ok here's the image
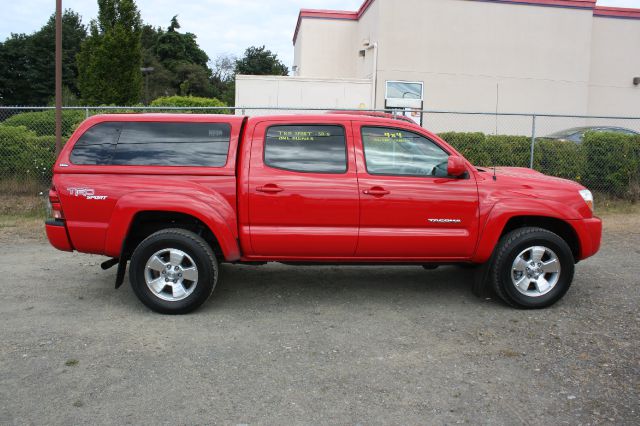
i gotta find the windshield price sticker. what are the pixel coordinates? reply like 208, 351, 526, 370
370, 131, 409, 143
273, 130, 332, 142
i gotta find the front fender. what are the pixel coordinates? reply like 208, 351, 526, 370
472, 198, 582, 263
104, 192, 240, 261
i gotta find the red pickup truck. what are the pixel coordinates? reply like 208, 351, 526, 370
45, 113, 602, 314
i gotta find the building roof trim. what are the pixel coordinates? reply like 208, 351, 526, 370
293, 0, 640, 44
293, 0, 375, 44
594, 5, 640, 19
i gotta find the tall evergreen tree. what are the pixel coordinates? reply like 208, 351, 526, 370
77, 0, 143, 105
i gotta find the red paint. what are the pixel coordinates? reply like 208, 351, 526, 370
45, 221, 73, 252
47, 113, 602, 267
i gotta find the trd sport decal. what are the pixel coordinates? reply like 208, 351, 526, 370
67, 187, 108, 200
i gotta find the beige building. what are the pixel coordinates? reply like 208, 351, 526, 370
236, 0, 640, 127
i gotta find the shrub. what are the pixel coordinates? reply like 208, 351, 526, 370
533, 139, 584, 182
582, 132, 640, 199
3, 110, 85, 137
0, 125, 58, 186
484, 135, 531, 168
438, 133, 530, 168
438, 132, 490, 166
150, 95, 229, 113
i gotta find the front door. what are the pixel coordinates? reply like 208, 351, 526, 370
354, 123, 480, 260
248, 121, 359, 258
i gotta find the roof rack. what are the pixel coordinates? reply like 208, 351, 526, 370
327, 110, 418, 124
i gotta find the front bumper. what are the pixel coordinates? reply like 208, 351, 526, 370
570, 217, 602, 261
45, 219, 73, 252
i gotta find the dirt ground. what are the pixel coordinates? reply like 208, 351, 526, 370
0, 211, 638, 425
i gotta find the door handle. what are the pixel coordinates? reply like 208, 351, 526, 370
256, 184, 284, 194
363, 187, 390, 197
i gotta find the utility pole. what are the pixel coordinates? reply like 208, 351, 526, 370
140, 67, 155, 105
55, 0, 62, 155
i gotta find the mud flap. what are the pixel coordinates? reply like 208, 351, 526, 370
472, 254, 495, 299
115, 258, 127, 289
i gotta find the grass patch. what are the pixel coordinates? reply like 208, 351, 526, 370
596, 195, 640, 216
0, 178, 48, 196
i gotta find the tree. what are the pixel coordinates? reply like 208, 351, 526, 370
235, 46, 289, 76
210, 54, 237, 106
77, 0, 143, 105
0, 10, 86, 105
140, 16, 214, 99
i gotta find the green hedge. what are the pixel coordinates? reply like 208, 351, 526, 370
3, 110, 85, 137
0, 125, 57, 184
582, 132, 640, 198
439, 131, 640, 200
150, 95, 229, 113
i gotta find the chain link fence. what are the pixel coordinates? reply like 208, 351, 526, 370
1, 106, 639, 201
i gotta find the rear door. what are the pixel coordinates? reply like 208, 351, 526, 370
354, 122, 480, 259
247, 119, 359, 258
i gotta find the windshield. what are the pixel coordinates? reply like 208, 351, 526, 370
546, 127, 588, 139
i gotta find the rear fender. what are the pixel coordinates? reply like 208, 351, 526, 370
472, 198, 582, 263
104, 192, 240, 261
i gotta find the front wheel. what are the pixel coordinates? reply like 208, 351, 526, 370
129, 228, 218, 314
490, 227, 574, 309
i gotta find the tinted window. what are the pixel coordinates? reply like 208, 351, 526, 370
111, 122, 230, 167
70, 122, 121, 165
362, 127, 449, 177
265, 125, 347, 173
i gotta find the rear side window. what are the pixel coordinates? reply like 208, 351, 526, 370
70, 122, 120, 165
264, 125, 347, 173
70, 122, 231, 167
112, 122, 230, 167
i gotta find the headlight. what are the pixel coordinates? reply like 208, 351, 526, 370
579, 189, 594, 212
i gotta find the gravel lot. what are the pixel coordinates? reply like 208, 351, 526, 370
1, 215, 638, 425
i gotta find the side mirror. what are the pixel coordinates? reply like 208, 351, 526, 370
447, 156, 467, 178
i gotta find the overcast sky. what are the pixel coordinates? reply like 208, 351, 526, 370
1, 0, 638, 68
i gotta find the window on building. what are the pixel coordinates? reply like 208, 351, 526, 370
361, 126, 449, 177
385, 81, 423, 101
264, 125, 347, 173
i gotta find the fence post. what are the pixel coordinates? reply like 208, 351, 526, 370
85, 107, 89, 119
529, 114, 537, 169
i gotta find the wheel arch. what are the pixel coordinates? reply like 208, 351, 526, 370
474, 211, 581, 264
500, 216, 579, 261
104, 193, 241, 262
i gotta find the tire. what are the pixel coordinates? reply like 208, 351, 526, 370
129, 228, 218, 314
489, 227, 574, 309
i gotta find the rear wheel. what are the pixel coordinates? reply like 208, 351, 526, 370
129, 228, 218, 314
490, 227, 574, 309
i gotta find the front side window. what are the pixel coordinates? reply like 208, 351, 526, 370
361, 127, 449, 177
265, 125, 347, 173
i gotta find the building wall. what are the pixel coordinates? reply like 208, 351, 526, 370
374, 0, 594, 115
294, 19, 357, 78
588, 16, 640, 116
235, 75, 373, 114
238, 0, 640, 122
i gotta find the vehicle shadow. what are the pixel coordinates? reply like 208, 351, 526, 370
200, 263, 498, 311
